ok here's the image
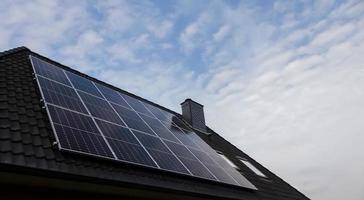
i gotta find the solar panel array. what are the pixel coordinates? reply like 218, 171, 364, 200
30, 55, 256, 189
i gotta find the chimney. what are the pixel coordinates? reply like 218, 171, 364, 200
180, 98, 208, 133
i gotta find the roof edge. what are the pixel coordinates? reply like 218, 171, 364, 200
0, 46, 30, 58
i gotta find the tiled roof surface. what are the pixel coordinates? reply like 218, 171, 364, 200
0, 47, 309, 200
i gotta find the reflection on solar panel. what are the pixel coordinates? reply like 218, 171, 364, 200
30, 55, 256, 189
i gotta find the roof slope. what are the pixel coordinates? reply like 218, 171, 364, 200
0, 47, 309, 200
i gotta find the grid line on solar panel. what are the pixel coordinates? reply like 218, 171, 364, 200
111, 103, 156, 136
178, 157, 216, 180
107, 138, 157, 167
120, 93, 154, 117
139, 114, 181, 143
31, 56, 255, 188
203, 163, 237, 185
209, 153, 253, 186
186, 144, 241, 185
147, 149, 190, 174
66, 71, 103, 98
130, 127, 192, 175
171, 116, 192, 131
163, 140, 197, 160
93, 83, 161, 169
37, 76, 88, 114
133, 130, 172, 153
95, 83, 131, 108
30, 56, 71, 86
125, 109, 194, 176
141, 100, 223, 181
143, 103, 174, 123
167, 126, 201, 149
54, 123, 114, 158
62, 70, 119, 160
186, 134, 249, 186
47, 104, 100, 134
45, 91, 245, 187
78, 91, 125, 126
162, 139, 217, 179
96, 119, 139, 145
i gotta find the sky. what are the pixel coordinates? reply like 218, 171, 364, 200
1, 0, 364, 199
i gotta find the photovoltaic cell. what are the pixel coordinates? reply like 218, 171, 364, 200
139, 114, 181, 143
107, 138, 157, 167
171, 116, 191, 131
133, 130, 190, 174
47, 104, 99, 134
164, 140, 196, 160
31, 56, 71, 86
204, 164, 237, 185
47, 104, 114, 158
54, 124, 113, 158
179, 157, 216, 180
120, 93, 153, 117
133, 131, 170, 153
112, 103, 156, 136
96, 119, 139, 145
147, 149, 190, 174
37, 76, 87, 114
143, 103, 174, 123
66, 71, 103, 98
79, 91, 125, 126
30, 56, 256, 190
165, 124, 200, 149
95, 83, 131, 108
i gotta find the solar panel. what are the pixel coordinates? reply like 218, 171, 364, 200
78, 91, 125, 126
30, 55, 256, 190
37, 76, 88, 114
66, 71, 103, 98
47, 105, 114, 158
31, 56, 72, 86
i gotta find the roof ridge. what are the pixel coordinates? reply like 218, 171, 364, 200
0, 46, 30, 58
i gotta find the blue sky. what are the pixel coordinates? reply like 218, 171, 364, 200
1, 1, 364, 199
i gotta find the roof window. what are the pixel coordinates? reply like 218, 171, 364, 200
239, 159, 267, 177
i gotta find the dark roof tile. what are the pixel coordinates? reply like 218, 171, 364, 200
0, 140, 11, 152
41, 137, 51, 148
24, 155, 37, 167
33, 146, 45, 158
20, 133, 32, 144
23, 144, 34, 156
0, 101, 7, 109
32, 135, 42, 146
0, 118, 10, 128
44, 148, 55, 160
11, 142, 24, 154
0, 128, 11, 139
0, 152, 13, 163
11, 131, 22, 142
36, 157, 49, 169
12, 154, 26, 166
0, 109, 8, 118
9, 121, 20, 131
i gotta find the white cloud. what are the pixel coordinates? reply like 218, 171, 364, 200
179, 11, 213, 52
1, 1, 364, 200
147, 20, 173, 39
213, 25, 230, 42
